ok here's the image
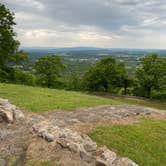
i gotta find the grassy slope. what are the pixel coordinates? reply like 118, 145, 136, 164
112, 96, 166, 110
91, 93, 166, 110
89, 118, 166, 166
0, 83, 122, 112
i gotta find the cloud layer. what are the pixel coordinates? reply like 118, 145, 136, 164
1, 0, 166, 48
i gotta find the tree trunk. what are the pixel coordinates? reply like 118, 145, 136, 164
47, 76, 51, 88
147, 86, 151, 98
124, 84, 127, 95
104, 83, 108, 92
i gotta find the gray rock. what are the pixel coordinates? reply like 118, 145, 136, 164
0, 109, 14, 123
100, 147, 117, 165
69, 142, 79, 153
80, 151, 95, 163
57, 138, 69, 148
14, 109, 25, 121
45, 133, 55, 142
0, 98, 24, 123
84, 143, 97, 152
31, 116, 140, 166
95, 159, 107, 166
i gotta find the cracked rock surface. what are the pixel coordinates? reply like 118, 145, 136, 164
0, 98, 165, 166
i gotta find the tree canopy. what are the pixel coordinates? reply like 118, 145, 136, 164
0, 3, 19, 67
34, 55, 65, 88
83, 57, 128, 92
135, 54, 166, 97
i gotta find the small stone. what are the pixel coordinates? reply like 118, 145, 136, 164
45, 133, 55, 142
84, 143, 97, 152
101, 148, 117, 164
0, 109, 14, 123
80, 151, 95, 163
120, 158, 139, 166
145, 112, 151, 115
69, 142, 79, 153
57, 138, 69, 148
92, 148, 105, 156
95, 159, 107, 166
14, 109, 24, 120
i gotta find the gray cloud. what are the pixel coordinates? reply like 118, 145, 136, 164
1, 0, 166, 48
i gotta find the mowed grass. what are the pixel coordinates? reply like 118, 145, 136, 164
91, 92, 166, 110
0, 83, 122, 112
89, 118, 166, 166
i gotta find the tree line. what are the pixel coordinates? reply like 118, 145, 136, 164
0, 3, 166, 100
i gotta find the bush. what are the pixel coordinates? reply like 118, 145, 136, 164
0, 68, 9, 82
0, 66, 36, 86
151, 90, 166, 100
12, 67, 36, 86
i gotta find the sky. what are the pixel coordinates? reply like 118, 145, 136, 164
1, 0, 166, 48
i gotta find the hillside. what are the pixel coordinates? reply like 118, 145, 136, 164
0, 83, 165, 112
0, 83, 166, 112
0, 83, 166, 166
0, 83, 122, 112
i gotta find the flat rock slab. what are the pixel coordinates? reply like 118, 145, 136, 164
41, 105, 166, 128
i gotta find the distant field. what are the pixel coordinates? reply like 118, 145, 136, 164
0, 83, 122, 112
89, 118, 166, 166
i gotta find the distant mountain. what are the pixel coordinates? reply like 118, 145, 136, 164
21, 46, 104, 52
21, 47, 166, 60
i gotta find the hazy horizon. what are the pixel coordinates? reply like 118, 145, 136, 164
2, 0, 166, 49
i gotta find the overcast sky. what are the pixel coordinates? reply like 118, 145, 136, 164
1, 0, 166, 48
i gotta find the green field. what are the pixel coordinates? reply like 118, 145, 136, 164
0, 83, 165, 112
89, 118, 166, 166
0, 83, 123, 112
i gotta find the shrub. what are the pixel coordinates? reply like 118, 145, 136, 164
151, 90, 166, 100
0, 67, 36, 86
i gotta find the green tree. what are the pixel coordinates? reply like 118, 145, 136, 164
66, 72, 82, 91
82, 57, 128, 93
122, 76, 134, 95
135, 54, 166, 98
34, 55, 65, 88
0, 3, 19, 67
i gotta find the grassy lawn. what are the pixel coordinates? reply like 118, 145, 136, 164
89, 118, 166, 166
0, 83, 122, 112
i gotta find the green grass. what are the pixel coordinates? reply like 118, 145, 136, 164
0, 83, 122, 112
0, 83, 165, 112
89, 118, 166, 166
112, 96, 166, 110
91, 92, 166, 110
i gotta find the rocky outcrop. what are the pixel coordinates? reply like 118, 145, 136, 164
0, 98, 24, 123
32, 120, 139, 166
2, 98, 164, 165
